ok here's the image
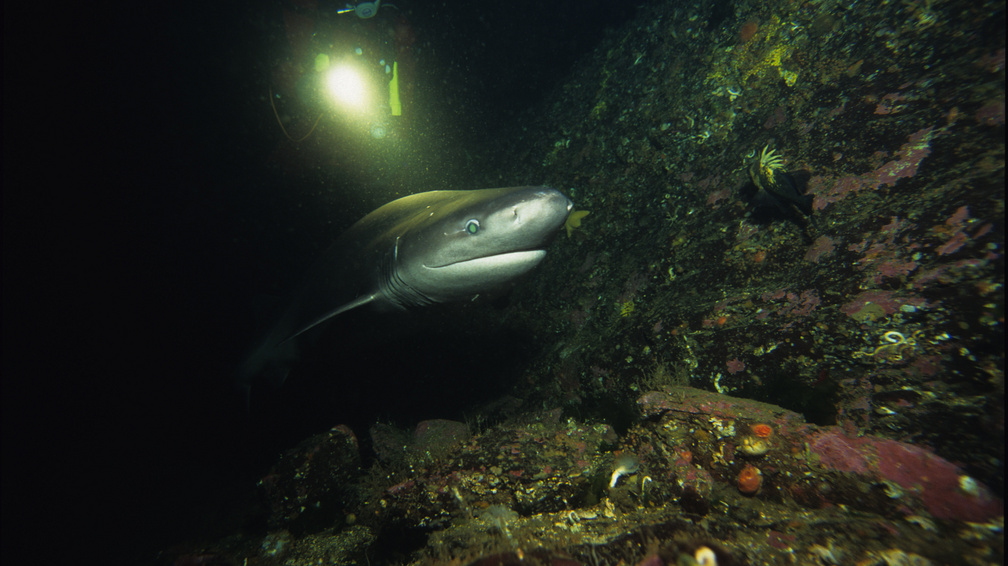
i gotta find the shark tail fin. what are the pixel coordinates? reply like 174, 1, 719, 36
235, 336, 300, 406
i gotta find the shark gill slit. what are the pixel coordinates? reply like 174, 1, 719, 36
380, 250, 432, 309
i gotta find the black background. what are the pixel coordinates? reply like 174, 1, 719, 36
2, 0, 638, 562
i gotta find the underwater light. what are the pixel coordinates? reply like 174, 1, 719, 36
325, 65, 371, 110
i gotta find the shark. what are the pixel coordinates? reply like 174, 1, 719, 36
238, 185, 573, 386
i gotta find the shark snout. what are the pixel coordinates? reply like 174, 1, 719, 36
530, 191, 572, 231
539, 188, 573, 211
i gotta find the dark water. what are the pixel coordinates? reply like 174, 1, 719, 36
2, 0, 637, 562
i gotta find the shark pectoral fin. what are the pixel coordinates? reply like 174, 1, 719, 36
285, 293, 380, 342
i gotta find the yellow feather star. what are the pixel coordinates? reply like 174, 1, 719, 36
565, 210, 590, 238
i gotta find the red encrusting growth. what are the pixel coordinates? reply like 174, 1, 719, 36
738, 464, 762, 495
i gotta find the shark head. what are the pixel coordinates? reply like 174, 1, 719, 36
237, 186, 573, 390
385, 186, 573, 306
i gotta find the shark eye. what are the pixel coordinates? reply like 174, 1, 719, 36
465, 219, 480, 235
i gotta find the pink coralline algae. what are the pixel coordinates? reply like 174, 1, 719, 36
976, 47, 1005, 73
726, 358, 746, 374
760, 288, 787, 302
845, 216, 922, 284
810, 429, 1004, 521
873, 258, 919, 279
803, 235, 836, 263
856, 244, 921, 284
696, 174, 729, 207
694, 173, 721, 191
810, 175, 867, 211
880, 216, 911, 234
936, 231, 969, 256
768, 531, 796, 550
637, 389, 1003, 522
874, 92, 906, 115
870, 127, 934, 187
933, 205, 973, 256
763, 104, 788, 129
757, 288, 821, 323
975, 98, 1005, 126
841, 289, 925, 320
945, 205, 970, 226
788, 290, 820, 318
811, 127, 935, 210
809, 430, 870, 474
706, 187, 731, 206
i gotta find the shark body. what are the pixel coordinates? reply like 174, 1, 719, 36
238, 186, 573, 385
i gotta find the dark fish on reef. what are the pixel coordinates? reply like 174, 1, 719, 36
748, 145, 814, 216
237, 186, 573, 389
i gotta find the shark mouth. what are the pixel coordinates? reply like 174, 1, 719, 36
425, 249, 546, 271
